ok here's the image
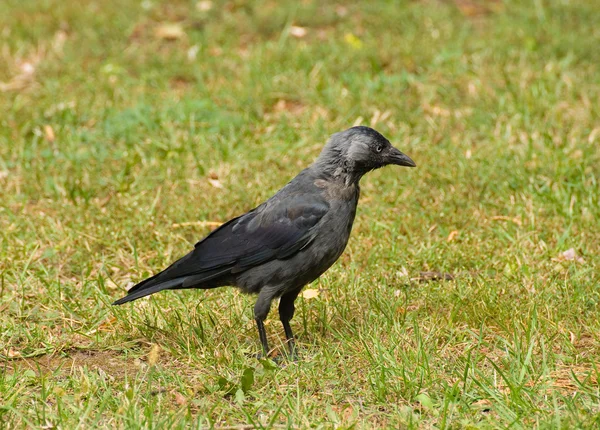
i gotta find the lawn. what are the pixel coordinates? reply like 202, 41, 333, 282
1, 0, 600, 428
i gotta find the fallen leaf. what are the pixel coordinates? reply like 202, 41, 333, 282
342, 405, 354, 422
272, 99, 305, 115
174, 391, 187, 405
472, 399, 492, 409
553, 248, 585, 264
208, 178, 223, 188
491, 215, 522, 226
447, 230, 459, 242
562, 248, 578, 260
301, 289, 320, 299
155, 23, 185, 41
44, 125, 55, 142
344, 33, 363, 49
289, 26, 307, 38
8, 348, 21, 358
148, 344, 160, 366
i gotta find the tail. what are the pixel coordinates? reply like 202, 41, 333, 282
112, 277, 185, 305
112, 265, 233, 305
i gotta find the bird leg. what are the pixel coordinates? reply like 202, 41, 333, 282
279, 289, 301, 360
255, 317, 270, 357
254, 288, 276, 358
281, 320, 296, 359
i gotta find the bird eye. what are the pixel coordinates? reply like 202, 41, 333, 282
375, 145, 383, 153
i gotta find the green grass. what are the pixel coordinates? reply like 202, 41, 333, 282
2, 0, 600, 427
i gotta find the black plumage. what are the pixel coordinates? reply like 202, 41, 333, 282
113, 126, 416, 358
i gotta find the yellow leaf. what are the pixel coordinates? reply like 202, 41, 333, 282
148, 344, 160, 366
44, 125, 55, 142
344, 33, 363, 49
155, 24, 185, 41
301, 289, 320, 299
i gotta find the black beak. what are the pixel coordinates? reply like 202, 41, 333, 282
387, 147, 416, 167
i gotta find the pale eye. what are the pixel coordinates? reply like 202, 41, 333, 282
375, 145, 383, 153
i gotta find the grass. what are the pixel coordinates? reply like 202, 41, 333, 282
1, 0, 600, 427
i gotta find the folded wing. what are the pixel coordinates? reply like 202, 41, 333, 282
113, 192, 329, 304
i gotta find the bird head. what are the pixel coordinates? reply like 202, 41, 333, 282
316, 126, 416, 183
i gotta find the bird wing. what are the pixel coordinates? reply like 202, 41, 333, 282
115, 191, 330, 303
168, 192, 330, 277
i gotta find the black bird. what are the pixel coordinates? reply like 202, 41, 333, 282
113, 126, 415, 358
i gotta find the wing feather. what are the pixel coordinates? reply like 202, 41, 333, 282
149, 192, 329, 281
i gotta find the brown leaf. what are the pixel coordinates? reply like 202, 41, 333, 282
472, 399, 492, 409
447, 230, 459, 242
490, 215, 522, 226
273, 99, 305, 115
553, 248, 585, 264
174, 391, 187, 405
8, 348, 21, 358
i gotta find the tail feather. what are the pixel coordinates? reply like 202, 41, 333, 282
112, 278, 184, 305
112, 266, 234, 305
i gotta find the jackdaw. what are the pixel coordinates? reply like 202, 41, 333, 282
113, 126, 416, 358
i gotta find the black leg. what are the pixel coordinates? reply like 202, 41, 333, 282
281, 320, 296, 359
279, 289, 301, 360
254, 287, 276, 358
255, 317, 270, 357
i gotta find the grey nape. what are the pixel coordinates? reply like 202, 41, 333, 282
113, 126, 416, 359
